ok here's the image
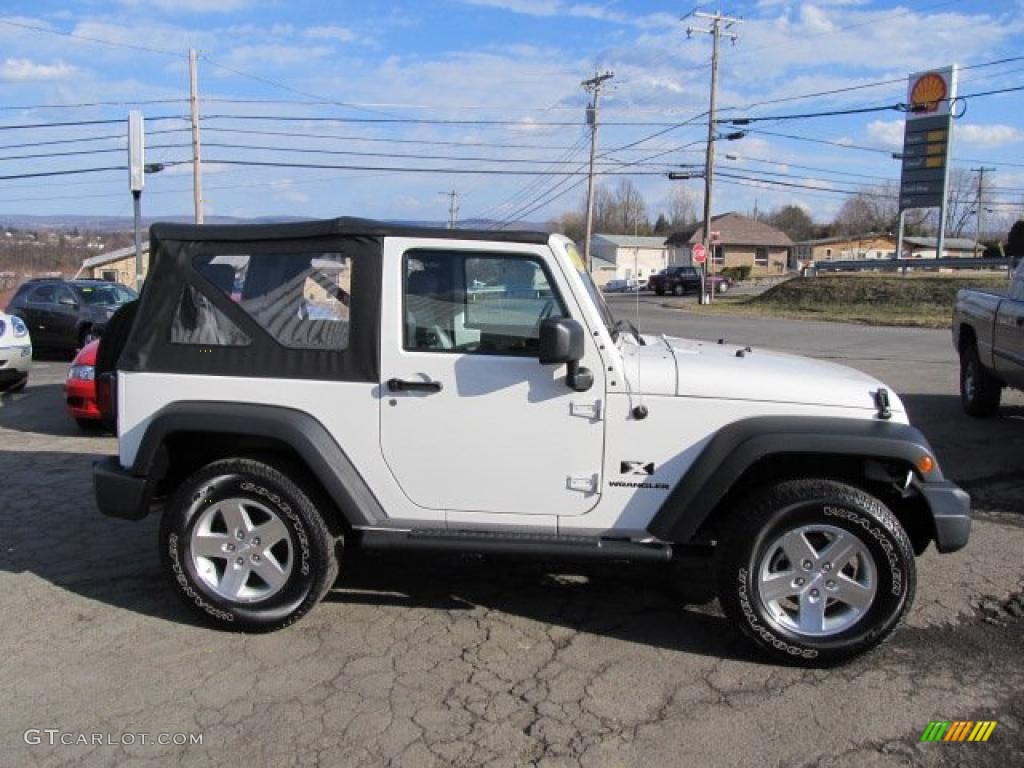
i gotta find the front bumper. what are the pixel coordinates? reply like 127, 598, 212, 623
66, 378, 101, 420
94, 456, 150, 521
917, 479, 971, 553
0, 343, 32, 376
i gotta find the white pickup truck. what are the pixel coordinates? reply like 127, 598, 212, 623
953, 261, 1024, 416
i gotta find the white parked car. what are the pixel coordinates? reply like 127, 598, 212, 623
0, 311, 32, 392
93, 220, 970, 665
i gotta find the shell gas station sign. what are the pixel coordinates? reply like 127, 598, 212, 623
899, 66, 957, 211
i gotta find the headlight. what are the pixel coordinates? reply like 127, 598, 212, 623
11, 315, 28, 337
68, 364, 95, 381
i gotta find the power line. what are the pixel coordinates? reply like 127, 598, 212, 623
199, 140, 635, 166
0, 143, 190, 163
201, 113, 696, 127
0, 99, 189, 112
0, 116, 187, 131
201, 158, 671, 176
0, 128, 187, 152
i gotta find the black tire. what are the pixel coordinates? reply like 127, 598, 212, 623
717, 478, 915, 666
160, 457, 339, 631
960, 342, 1001, 417
1, 374, 27, 393
75, 417, 105, 432
672, 283, 685, 297
655, 288, 665, 296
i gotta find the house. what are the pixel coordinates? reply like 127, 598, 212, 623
585, 234, 671, 287
76, 242, 149, 286
666, 213, 793, 275
793, 234, 979, 266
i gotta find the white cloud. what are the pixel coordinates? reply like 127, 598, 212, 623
305, 25, 357, 43
956, 123, 1023, 147
0, 57, 76, 81
117, 0, 254, 12
866, 119, 904, 149
269, 179, 309, 205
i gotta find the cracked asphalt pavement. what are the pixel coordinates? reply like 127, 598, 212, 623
1, 314, 1022, 768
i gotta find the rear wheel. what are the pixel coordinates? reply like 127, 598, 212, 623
160, 457, 339, 631
75, 417, 104, 432
717, 478, 915, 665
0, 374, 27, 393
960, 342, 1001, 417
672, 283, 685, 297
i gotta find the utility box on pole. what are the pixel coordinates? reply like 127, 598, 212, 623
128, 110, 145, 290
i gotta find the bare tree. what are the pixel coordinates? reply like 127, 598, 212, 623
668, 186, 698, 229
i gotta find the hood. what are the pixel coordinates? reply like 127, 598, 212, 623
621, 334, 903, 414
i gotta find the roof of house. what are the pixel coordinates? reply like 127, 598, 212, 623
904, 236, 978, 250
81, 242, 149, 270
666, 212, 793, 247
591, 234, 668, 249
794, 233, 893, 246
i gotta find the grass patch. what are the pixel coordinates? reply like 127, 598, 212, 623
687, 273, 1011, 328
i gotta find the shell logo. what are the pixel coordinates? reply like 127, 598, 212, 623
910, 72, 948, 113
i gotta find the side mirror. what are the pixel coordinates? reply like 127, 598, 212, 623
539, 317, 584, 364
538, 317, 592, 392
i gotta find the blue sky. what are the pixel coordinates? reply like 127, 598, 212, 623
0, 0, 1022, 227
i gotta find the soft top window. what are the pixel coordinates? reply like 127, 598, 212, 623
191, 252, 351, 351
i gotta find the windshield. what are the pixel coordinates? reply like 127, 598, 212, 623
563, 242, 618, 340
75, 283, 137, 306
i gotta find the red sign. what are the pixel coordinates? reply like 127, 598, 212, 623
692, 243, 707, 264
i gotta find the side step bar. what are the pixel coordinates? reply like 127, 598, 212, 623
357, 528, 673, 563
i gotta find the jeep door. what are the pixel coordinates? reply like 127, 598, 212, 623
379, 239, 607, 518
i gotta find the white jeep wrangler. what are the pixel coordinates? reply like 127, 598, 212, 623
94, 219, 970, 664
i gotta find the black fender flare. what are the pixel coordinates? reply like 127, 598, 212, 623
646, 416, 943, 544
131, 401, 383, 527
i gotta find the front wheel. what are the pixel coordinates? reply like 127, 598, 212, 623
160, 458, 339, 631
717, 479, 915, 665
672, 283, 685, 297
960, 342, 1001, 417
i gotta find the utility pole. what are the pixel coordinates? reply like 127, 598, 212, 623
971, 166, 995, 257
189, 48, 204, 225
439, 189, 459, 229
582, 70, 614, 272
687, 10, 741, 304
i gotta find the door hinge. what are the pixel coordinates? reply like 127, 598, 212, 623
567, 474, 598, 493
570, 400, 602, 420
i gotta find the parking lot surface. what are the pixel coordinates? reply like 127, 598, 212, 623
1, 316, 1022, 768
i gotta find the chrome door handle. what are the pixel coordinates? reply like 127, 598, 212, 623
387, 378, 443, 393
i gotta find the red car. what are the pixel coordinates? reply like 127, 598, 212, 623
66, 340, 102, 430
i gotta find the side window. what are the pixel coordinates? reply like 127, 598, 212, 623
1012, 263, 1024, 302
755, 246, 769, 267
170, 285, 251, 347
55, 286, 77, 307
404, 250, 566, 356
28, 285, 56, 304
178, 252, 351, 350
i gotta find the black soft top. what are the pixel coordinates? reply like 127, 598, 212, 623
150, 217, 551, 245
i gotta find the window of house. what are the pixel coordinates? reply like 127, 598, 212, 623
404, 250, 566, 356
826, 248, 832, 259
712, 245, 725, 266
755, 247, 769, 267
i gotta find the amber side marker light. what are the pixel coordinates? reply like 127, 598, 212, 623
917, 456, 935, 474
